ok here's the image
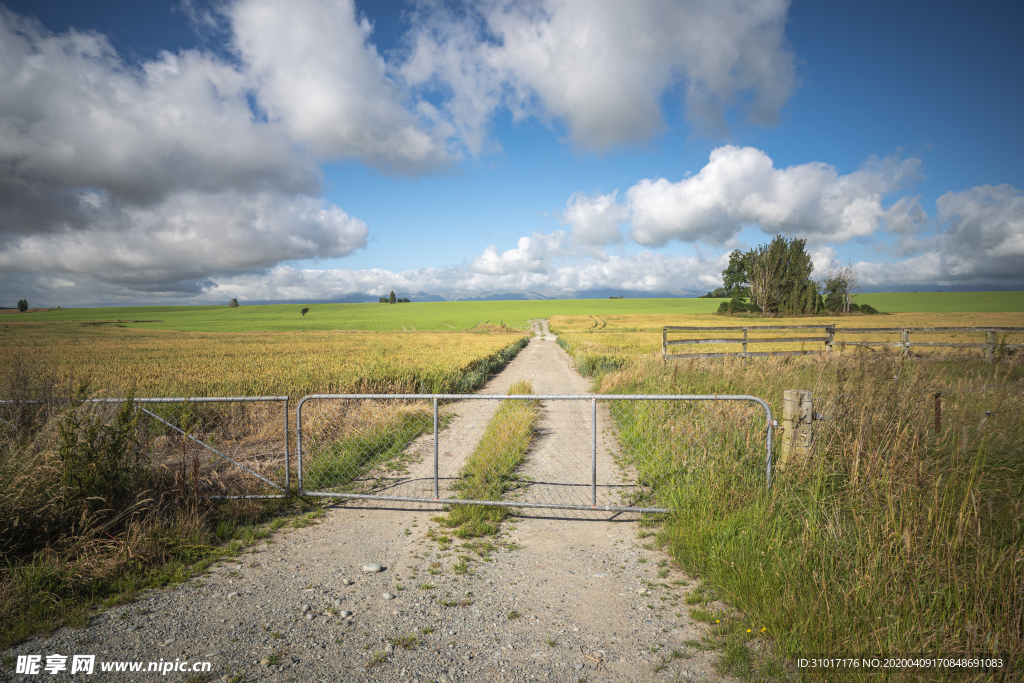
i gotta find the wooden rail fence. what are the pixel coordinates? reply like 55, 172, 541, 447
662, 326, 1024, 362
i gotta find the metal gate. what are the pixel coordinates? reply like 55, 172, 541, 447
296, 393, 773, 513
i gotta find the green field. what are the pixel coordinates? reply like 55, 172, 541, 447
7, 291, 1021, 332
13, 298, 721, 332
857, 290, 1024, 312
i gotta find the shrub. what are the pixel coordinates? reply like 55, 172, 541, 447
300, 307, 309, 316
228, 298, 239, 308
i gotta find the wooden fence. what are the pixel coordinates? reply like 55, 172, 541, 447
662, 326, 1024, 362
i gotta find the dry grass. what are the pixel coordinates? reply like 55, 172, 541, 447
0, 324, 527, 398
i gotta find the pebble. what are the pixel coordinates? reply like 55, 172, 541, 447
304, 613, 313, 621
301, 604, 311, 613
260, 658, 270, 666
362, 563, 384, 573
342, 578, 352, 586
383, 592, 395, 600
227, 591, 239, 599
385, 643, 394, 654
339, 610, 352, 618
333, 598, 343, 606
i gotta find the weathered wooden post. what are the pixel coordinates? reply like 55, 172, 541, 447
662, 327, 668, 365
742, 327, 748, 361
780, 389, 813, 469
825, 325, 835, 354
986, 330, 996, 362
901, 329, 910, 358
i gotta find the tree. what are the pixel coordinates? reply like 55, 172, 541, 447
822, 262, 858, 312
228, 298, 239, 308
389, 290, 397, 304
718, 236, 819, 316
747, 240, 786, 315
17, 299, 28, 312
301, 307, 309, 316
721, 250, 751, 299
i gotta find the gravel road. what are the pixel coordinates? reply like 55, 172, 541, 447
3, 324, 740, 683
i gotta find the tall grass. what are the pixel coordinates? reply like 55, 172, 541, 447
438, 380, 539, 537
595, 354, 1023, 678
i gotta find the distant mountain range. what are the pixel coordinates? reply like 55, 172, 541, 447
239, 289, 697, 306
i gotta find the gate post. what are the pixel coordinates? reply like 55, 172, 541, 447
591, 397, 597, 507
780, 389, 813, 469
433, 397, 439, 500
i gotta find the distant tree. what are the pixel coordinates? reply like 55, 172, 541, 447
389, 290, 397, 304
228, 298, 239, 308
379, 296, 387, 303
17, 299, 28, 312
301, 307, 309, 316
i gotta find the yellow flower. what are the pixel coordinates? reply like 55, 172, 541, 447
761, 627, 767, 632
715, 620, 720, 624
746, 629, 752, 633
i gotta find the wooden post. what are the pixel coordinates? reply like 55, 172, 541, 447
825, 325, 835, 353
662, 327, 668, 363
986, 330, 995, 362
780, 389, 813, 469
742, 327, 748, 361
901, 329, 910, 358
934, 392, 941, 434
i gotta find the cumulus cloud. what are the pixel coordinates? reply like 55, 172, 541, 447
561, 192, 629, 245
0, 191, 367, 285
0, 8, 319, 223
936, 184, 1024, 283
625, 145, 921, 246
229, 0, 455, 173
203, 248, 728, 303
401, 0, 796, 152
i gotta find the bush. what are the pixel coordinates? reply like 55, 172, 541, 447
859, 303, 879, 314
228, 298, 239, 308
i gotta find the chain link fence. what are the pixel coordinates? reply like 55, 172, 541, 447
1, 396, 290, 500
296, 394, 773, 513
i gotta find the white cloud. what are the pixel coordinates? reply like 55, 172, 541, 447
936, 184, 1024, 282
0, 191, 367, 285
561, 192, 629, 245
0, 8, 320, 233
401, 0, 796, 152
229, 0, 455, 173
625, 145, 921, 246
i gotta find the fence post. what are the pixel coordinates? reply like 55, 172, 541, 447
986, 330, 995, 362
780, 389, 813, 469
742, 327, 748, 361
284, 397, 290, 496
662, 327, 667, 363
901, 329, 910, 358
825, 325, 835, 353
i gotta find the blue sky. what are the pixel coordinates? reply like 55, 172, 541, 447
1, 0, 1022, 306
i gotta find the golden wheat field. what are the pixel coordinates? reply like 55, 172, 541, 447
552, 311, 1024, 361
0, 322, 525, 398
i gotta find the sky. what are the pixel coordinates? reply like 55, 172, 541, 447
1, 0, 1022, 307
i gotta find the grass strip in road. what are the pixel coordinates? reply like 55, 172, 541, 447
437, 380, 539, 537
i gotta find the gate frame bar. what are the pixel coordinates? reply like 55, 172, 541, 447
295, 393, 774, 513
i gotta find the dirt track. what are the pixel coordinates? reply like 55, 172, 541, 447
3, 324, 738, 683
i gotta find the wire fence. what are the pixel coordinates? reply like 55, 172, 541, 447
0, 396, 290, 500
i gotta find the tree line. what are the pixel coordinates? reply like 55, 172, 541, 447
700, 236, 876, 316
